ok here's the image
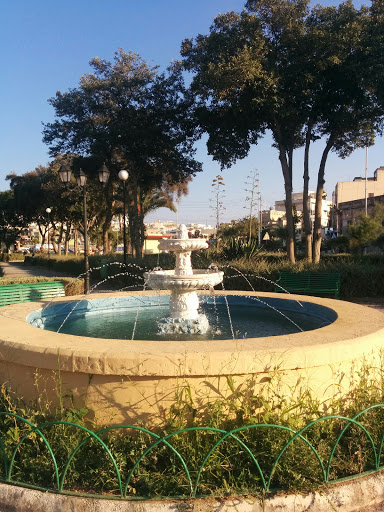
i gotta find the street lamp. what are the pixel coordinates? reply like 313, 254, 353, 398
118, 170, 129, 266
59, 162, 110, 294
45, 207, 52, 264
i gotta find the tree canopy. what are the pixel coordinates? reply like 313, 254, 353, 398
181, 0, 384, 263
43, 50, 202, 256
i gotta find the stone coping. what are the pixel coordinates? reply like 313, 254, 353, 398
0, 291, 384, 378
0, 471, 384, 511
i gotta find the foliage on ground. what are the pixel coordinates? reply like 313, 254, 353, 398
1, 356, 384, 500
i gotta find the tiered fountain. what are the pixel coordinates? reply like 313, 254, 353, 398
0, 224, 384, 427
144, 225, 223, 334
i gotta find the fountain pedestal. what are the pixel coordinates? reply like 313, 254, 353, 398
144, 225, 223, 334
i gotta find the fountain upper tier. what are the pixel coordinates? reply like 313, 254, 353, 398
145, 224, 223, 287
144, 225, 223, 328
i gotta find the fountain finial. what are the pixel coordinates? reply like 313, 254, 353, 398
177, 224, 189, 240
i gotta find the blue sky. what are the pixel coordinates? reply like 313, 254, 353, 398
0, 0, 380, 225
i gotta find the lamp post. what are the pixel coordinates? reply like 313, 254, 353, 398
45, 207, 51, 264
59, 162, 110, 294
118, 170, 129, 266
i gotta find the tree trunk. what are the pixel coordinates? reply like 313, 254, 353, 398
38, 223, 46, 248
128, 202, 135, 257
102, 183, 114, 254
312, 138, 333, 263
303, 123, 313, 262
132, 180, 143, 259
51, 223, 59, 254
64, 222, 71, 255
139, 195, 145, 257
102, 221, 110, 254
74, 228, 78, 255
277, 141, 295, 263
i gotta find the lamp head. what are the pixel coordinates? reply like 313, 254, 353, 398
118, 169, 129, 182
76, 169, 87, 187
98, 163, 110, 184
58, 163, 72, 183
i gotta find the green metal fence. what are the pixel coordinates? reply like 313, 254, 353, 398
0, 405, 384, 500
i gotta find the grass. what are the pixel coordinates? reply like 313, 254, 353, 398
1, 356, 384, 500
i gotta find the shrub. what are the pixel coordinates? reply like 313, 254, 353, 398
20, 252, 384, 298
0, 252, 25, 262
0, 276, 84, 296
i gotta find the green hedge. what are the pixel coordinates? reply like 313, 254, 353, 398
0, 276, 84, 296
219, 254, 384, 298
0, 253, 25, 262
20, 252, 384, 299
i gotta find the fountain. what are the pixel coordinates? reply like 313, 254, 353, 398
143, 224, 223, 334
0, 228, 384, 427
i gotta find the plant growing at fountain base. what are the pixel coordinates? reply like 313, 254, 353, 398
1, 355, 384, 500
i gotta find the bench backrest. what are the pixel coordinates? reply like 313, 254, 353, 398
276, 272, 341, 297
0, 282, 65, 307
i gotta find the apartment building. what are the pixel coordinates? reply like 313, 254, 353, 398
332, 167, 384, 208
331, 167, 384, 235
272, 191, 332, 239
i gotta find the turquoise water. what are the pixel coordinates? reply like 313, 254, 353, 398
31, 295, 336, 341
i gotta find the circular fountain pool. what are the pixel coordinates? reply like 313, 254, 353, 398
1, 291, 384, 427
27, 294, 337, 340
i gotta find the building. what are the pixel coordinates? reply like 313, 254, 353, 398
331, 166, 384, 235
273, 192, 332, 239
261, 209, 286, 228
331, 195, 384, 235
332, 167, 384, 208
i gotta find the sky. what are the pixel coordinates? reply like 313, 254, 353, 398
0, 0, 380, 226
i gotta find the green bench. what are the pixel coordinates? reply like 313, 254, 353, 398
0, 281, 66, 307
274, 272, 341, 299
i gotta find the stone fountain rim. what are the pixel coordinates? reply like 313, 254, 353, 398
0, 291, 384, 377
143, 268, 224, 280
157, 238, 208, 250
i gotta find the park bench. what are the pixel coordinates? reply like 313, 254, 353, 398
274, 272, 341, 299
0, 281, 66, 307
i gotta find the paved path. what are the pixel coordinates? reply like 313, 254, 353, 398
0, 260, 72, 278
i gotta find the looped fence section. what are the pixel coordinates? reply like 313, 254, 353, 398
0, 405, 384, 500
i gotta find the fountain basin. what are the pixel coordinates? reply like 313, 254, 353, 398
0, 291, 383, 426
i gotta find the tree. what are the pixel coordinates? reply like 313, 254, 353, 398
303, 1, 384, 262
6, 157, 87, 254
182, 1, 312, 263
181, 0, 384, 264
244, 171, 260, 242
348, 204, 384, 254
210, 174, 226, 236
0, 190, 25, 252
6, 166, 58, 248
217, 217, 259, 239
43, 50, 202, 257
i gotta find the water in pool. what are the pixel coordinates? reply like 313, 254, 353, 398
40, 300, 332, 341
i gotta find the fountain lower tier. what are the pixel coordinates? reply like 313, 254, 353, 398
144, 268, 224, 334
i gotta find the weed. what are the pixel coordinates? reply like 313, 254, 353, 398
1, 355, 384, 499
